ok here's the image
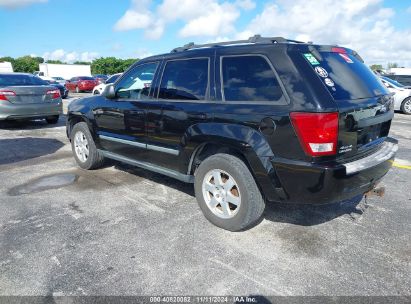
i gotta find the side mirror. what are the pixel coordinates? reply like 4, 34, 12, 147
104, 84, 116, 99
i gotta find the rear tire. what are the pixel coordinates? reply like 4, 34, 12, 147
401, 97, 411, 115
70, 122, 105, 170
93, 90, 100, 95
194, 153, 265, 231
46, 115, 59, 124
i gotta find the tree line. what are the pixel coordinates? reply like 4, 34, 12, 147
0, 56, 139, 75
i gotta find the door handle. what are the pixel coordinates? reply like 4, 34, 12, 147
129, 110, 144, 115
188, 113, 207, 120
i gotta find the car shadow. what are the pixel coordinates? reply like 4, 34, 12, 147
113, 161, 365, 227
262, 195, 364, 227
0, 137, 65, 165
0, 115, 66, 130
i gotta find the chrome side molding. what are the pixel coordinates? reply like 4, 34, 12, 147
98, 150, 194, 183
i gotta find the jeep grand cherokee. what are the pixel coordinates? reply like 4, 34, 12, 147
66, 35, 398, 231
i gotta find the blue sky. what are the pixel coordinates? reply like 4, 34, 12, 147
0, 0, 410, 66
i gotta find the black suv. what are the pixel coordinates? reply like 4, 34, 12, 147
67, 36, 398, 231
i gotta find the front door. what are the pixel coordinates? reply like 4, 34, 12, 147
94, 62, 160, 160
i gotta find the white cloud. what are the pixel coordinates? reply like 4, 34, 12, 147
43, 49, 99, 63
114, 0, 256, 39
114, 0, 411, 66
238, 0, 411, 66
179, 2, 240, 37
134, 49, 153, 59
0, 0, 47, 9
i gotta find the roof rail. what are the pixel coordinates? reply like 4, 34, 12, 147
170, 34, 307, 53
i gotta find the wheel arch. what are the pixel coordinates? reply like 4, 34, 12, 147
66, 113, 97, 141
183, 123, 285, 202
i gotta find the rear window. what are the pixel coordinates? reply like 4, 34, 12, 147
221, 55, 286, 103
303, 51, 388, 100
159, 58, 209, 100
0, 74, 47, 86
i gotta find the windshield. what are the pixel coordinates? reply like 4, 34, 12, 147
303, 51, 389, 100
381, 76, 405, 88
0, 74, 48, 86
106, 74, 121, 84
79, 76, 95, 80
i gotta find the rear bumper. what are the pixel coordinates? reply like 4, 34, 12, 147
272, 138, 398, 204
78, 84, 95, 91
0, 100, 62, 120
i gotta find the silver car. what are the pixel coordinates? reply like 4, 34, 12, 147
0, 73, 62, 123
380, 76, 411, 115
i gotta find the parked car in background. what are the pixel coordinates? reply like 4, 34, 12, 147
380, 76, 411, 114
67, 36, 398, 231
0, 73, 62, 123
45, 80, 69, 99
51, 76, 66, 85
385, 74, 411, 86
93, 74, 108, 84
92, 73, 122, 95
65, 76, 98, 93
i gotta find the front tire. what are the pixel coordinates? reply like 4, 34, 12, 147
401, 97, 411, 115
70, 122, 105, 170
93, 90, 100, 95
194, 153, 265, 231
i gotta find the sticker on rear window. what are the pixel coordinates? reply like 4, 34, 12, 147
303, 53, 320, 65
315, 67, 328, 78
324, 78, 335, 87
339, 53, 354, 63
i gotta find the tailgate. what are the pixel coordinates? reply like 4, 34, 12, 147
337, 95, 394, 159
301, 47, 394, 160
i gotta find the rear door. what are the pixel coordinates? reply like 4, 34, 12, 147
301, 48, 394, 160
143, 55, 214, 172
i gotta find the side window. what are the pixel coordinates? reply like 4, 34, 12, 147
159, 58, 209, 100
116, 62, 158, 99
221, 55, 285, 102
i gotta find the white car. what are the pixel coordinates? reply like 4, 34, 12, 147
93, 73, 122, 95
380, 76, 411, 115
51, 76, 66, 85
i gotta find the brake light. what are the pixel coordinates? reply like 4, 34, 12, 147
0, 90, 16, 101
331, 47, 347, 54
290, 112, 338, 157
46, 89, 60, 99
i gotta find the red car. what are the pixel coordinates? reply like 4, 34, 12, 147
65, 76, 98, 93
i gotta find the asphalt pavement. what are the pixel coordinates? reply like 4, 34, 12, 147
0, 95, 410, 297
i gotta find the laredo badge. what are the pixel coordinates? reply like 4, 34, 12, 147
303, 53, 320, 65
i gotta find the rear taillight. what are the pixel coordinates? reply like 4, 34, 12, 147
290, 112, 339, 157
0, 90, 16, 101
46, 89, 60, 99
